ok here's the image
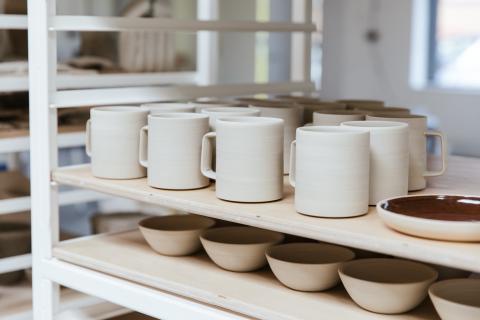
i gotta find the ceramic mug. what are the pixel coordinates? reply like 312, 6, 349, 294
367, 114, 447, 191
337, 99, 385, 110
299, 101, 347, 124
139, 113, 209, 190
201, 106, 260, 131
342, 121, 409, 205
86, 106, 148, 179
201, 117, 284, 202
357, 106, 411, 116
289, 126, 370, 217
140, 102, 195, 114
249, 104, 303, 174
313, 110, 365, 126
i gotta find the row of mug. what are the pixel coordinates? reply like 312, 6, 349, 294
139, 215, 477, 318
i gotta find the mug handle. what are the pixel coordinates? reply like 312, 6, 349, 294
424, 130, 447, 177
85, 119, 92, 157
139, 126, 149, 168
289, 140, 296, 188
201, 132, 216, 180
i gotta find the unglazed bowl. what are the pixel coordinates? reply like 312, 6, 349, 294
200, 226, 284, 272
266, 242, 355, 291
429, 279, 480, 320
339, 258, 438, 314
139, 215, 215, 256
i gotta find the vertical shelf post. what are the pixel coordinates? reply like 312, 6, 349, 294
196, 0, 219, 85
291, 0, 312, 82
28, 0, 60, 319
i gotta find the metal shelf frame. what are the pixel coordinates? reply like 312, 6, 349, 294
28, 0, 314, 319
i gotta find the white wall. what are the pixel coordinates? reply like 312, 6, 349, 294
322, 0, 480, 157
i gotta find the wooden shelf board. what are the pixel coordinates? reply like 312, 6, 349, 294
52, 156, 480, 272
54, 231, 438, 320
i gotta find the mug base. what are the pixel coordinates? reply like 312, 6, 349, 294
296, 209, 368, 219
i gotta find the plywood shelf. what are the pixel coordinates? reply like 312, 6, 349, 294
54, 231, 438, 320
52, 156, 480, 272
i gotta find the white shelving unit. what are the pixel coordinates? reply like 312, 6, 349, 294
28, 1, 478, 319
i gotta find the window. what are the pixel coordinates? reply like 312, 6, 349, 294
429, 0, 480, 89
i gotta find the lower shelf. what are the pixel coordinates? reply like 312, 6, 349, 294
54, 231, 439, 320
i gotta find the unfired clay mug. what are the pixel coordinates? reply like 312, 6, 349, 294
201, 117, 284, 203
140, 102, 195, 114
86, 106, 148, 179
201, 106, 260, 131
139, 113, 209, 190
290, 126, 370, 217
313, 110, 365, 126
367, 114, 447, 191
249, 104, 303, 174
299, 101, 347, 124
342, 121, 409, 205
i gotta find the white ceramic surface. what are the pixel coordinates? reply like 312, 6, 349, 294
298, 101, 347, 124
313, 110, 365, 126
266, 243, 355, 291
367, 114, 447, 191
140, 102, 195, 114
429, 279, 480, 320
201, 117, 284, 203
86, 106, 148, 179
339, 258, 438, 314
290, 126, 370, 217
377, 195, 480, 242
139, 215, 215, 256
139, 113, 209, 190
200, 226, 284, 272
249, 104, 303, 174
190, 102, 233, 113
342, 121, 409, 205
201, 107, 260, 131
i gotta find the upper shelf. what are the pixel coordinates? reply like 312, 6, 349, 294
52, 156, 480, 272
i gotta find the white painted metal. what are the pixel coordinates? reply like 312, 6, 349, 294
291, 0, 312, 82
51, 15, 316, 33
0, 254, 31, 274
54, 81, 315, 107
197, 0, 219, 85
0, 14, 28, 30
44, 259, 250, 320
0, 76, 29, 92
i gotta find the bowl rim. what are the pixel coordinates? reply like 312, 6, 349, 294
377, 194, 480, 225
429, 279, 480, 309
200, 226, 284, 246
138, 215, 216, 232
266, 242, 355, 265
338, 258, 438, 285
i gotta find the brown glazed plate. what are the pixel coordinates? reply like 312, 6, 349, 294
377, 195, 480, 242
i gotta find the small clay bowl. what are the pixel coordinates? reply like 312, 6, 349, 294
139, 215, 215, 256
266, 243, 355, 291
377, 195, 480, 242
200, 226, 284, 272
339, 258, 438, 314
429, 279, 480, 320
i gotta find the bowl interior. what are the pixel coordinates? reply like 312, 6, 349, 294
430, 279, 480, 307
202, 226, 283, 245
381, 195, 480, 222
341, 259, 437, 284
267, 243, 355, 264
139, 215, 215, 231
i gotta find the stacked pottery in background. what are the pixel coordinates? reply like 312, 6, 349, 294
141, 102, 195, 114
342, 121, 410, 205
201, 107, 260, 131
248, 102, 303, 174
312, 110, 365, 126
298, 101, 347, 124
139, 113, 210, 190
367, 114, 446, 191
201, 117, 284, 202
290, 126, 370, 217
86, 106, 148, 179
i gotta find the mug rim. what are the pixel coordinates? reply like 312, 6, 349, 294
249, 103, 297, 109
148, 112, 208, 120
313, 109, 364, 116
217, 116, 283, 125
298, 125, 369, 135
141, 102, 191, 108
367, 113, 427, 120
93, 106, 146, 113
201, 106, 257, 113
342, 120, 409, 129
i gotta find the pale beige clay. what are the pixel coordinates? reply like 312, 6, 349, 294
266, 243, 355, 292
339, 258, 438, 314
429, 279, 480, 320
200, 226, 284, 272
139, 215, 215, 256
